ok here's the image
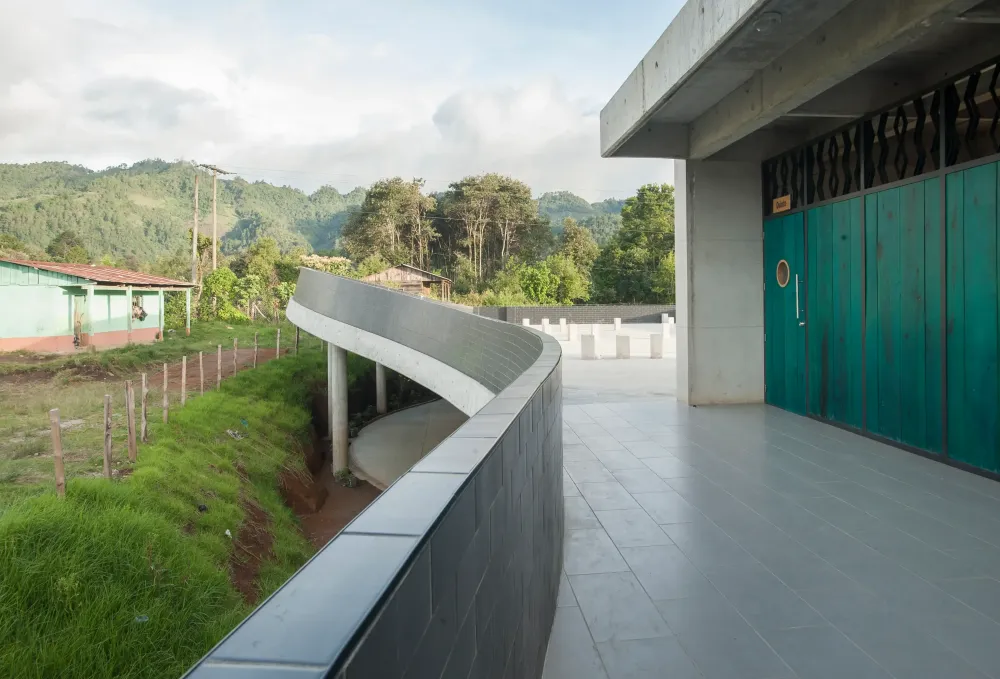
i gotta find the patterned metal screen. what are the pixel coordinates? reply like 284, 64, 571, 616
762, 57, 1000, 217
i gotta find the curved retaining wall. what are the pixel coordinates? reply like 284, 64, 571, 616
184, 268, 564, 679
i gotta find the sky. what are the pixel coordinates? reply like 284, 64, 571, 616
0, 0, 683, 201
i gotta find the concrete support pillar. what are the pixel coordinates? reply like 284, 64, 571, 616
522, 318, 531, 326
650, 334, 664, 359
327, 342, 349, 472
126, 285, 133, 343
582, 334, 598, 360
185, 288, 191, 336
591, 323, 600, 338
85, 286, 95, 344
569, 324, 578, 342
541, 318, 550, 334
613, 318, 622, 331
375, 362, 387, 415
559, 318, 567, 336
616, 335, 630, 359
675, 159, 763, 404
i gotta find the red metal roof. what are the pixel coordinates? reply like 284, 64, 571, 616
2, 260, 193, 287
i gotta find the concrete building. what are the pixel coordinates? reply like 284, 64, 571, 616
603, 0, 1000, 476
0, 259, 194, 352
363, 263, 452, 301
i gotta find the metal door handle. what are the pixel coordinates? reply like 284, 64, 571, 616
796, 275, 805, 326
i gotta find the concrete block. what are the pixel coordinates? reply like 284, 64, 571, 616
582, 334, 598, 360
614, 318, 622, 331
569, 324, 578, 342
541, 318, 550, 334
559, 318, 567, 329
650, 334, 664, 359
667, 323, 676, 339
522, 318, 531, 326
661, 313, 670, 323
616, 335, 630, 359
592, 324, 600, 338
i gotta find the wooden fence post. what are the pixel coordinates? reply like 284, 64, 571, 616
199, 351, 204, 394
162, 363, 169, 423
49, 408, 66, 498
276, 328, 281, 359
294, 327, 300, 355
254, 332, 258, 368
103, 395, 113, 479
233, 337, 238, 376
125, 381, 137, 462
140, 373, 148, 443
181, 356, 187, 406
217, 345, 222, 388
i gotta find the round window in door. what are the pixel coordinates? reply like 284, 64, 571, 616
776, 259, 790, 288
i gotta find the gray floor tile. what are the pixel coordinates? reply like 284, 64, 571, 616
570, 572, 672, 643
654, 589, 748, 636
593, 449, 647, 471
585, 435, 627, 452
565, 444, 599, 462
564, 472, 581, 497
602, 428, 649, 443
543, 605, 609, 679
595, 509, 672, 548
674, 624, 791, 679
622, 440, 676, 458
701, 563, 824, 632
762, 625, 892, 679
566, 461, 617, 484
619, 545, 716, 602
564, 528, 629, 575
642, 456, 699, 479
660, 516, 758, 570
612, 469, 672, 494
935, 577, 1000, 624
649, 430, 691, 448
566, 496, 603, 530
596, 637, 702, 679
573, 422, 611, 437
557, 572, 577, 608
578, 482, 641, 511
632, 491, 702, 525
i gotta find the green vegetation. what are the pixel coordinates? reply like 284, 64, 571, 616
0, 350, 324, 679
0, 160, 674, 307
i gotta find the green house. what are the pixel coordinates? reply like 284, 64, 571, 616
0, 259, 194, 352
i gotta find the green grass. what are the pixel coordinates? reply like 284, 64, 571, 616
0, 351, 325, 679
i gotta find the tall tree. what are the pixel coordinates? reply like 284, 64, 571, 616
559, 218, 599, 272
341, 178, 436, 268
46, 230, 89, 263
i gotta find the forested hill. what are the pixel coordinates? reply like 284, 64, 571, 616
0, 160, 626, 265
0, 160, 365, 265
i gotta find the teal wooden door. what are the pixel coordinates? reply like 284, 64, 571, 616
765, 213, 806, 414
806, 198, 863, 428
946, 161, 1000, 472
864, 178, 944, 453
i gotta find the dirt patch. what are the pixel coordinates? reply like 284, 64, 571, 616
0, 369, 53, 386
280, 468, 328, 515
297, 467, 381, 549
229, 497, 274, 605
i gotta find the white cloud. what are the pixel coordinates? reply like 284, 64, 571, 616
0, 0, 674, 201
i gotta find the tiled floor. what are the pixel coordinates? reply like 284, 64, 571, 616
544, 359, 1000, 679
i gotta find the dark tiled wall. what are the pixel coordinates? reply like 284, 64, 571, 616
183, 270, 563, 679
474, 304, 676, 324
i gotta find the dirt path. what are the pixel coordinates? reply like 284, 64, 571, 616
150, 348, 285, 394
297, 464, 381, 549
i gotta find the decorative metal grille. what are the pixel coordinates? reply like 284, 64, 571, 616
762, 149, 804, 217
945, 60, 1000, 165
864, 91, 938, 189
805, 124, 861, 204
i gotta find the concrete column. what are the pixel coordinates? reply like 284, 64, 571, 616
559, 318, 567, 334
675, 159, 763, 404
613, 318, 622, 331
327, 342, 349, 471
541, 318, 550, 334
616, 335, 630, 359
126, 285, 133, 343
591, 323, 600, 338
582, 334, 598, 360
650, 334, 664, 359
85, 286, 95, 344
375, 362, 387, 415
569, 324, 579, 342
522, 318, 531, 326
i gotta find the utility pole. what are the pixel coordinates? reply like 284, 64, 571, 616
192, 173, 199, 283
197, 164, 232, 271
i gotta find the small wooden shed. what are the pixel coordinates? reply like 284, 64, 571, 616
0, 259, 194, 352
363, 264, 452, 301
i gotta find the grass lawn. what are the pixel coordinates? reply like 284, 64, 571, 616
0, 346, 326, 679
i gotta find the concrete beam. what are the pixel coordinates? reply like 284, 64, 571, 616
606, 123, 689, 158
689, 0, 981, 159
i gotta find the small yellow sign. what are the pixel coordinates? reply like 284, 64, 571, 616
772, 195, 791, 213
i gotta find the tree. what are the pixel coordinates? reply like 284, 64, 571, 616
46, 230, 89, 263
559, 218, 599, 272
580, 213, 621, 246
341, 178, 436, 268
545, 253, 590, 304
592, 184, 675, 303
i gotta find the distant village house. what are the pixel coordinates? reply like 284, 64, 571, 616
0, 259, 194, 352
362, 264, 452, 301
